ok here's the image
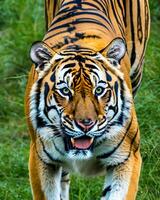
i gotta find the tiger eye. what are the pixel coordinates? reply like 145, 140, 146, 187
95, 86, 105, 96
62, 87, 70, 95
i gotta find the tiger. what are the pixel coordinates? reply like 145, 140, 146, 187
25, 0, 150, 200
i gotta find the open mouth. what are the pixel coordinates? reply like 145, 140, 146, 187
65, 136, 94, 151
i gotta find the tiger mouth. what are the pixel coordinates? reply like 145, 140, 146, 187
65, 136, 94, 151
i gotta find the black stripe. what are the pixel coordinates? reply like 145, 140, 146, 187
137, 0, 143, 43
37, 116, 46, 128
131, 71, 142, 89
60, 0, 106, 14
52, 0, 57, 19
63, 115, 73, 127
61, 1, 79, 8
122, 0, 127, 27
74, 55, 85, 62
75, 0, 82, 8
130, 0, 136, 66
63, 63, 76, 68
101, 185, 111, 197
128, 128, 139, 149
62, 123, 75, 132
85, 63, 98, 70
63, 68, 73, 77
62, 171, 69, 177
60, 0, 65, 6
62, 48, 96, 55
45, 0, 49, 30
98, 116, 106, 127
61, 179, 70, 183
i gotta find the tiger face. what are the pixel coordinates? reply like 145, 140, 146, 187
29, 38, 132, 160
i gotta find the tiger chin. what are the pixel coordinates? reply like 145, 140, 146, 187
25, 1, 149, 200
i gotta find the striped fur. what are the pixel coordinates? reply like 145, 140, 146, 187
25, 0, 150, 199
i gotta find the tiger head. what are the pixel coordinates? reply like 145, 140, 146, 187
29, 38, 132, 159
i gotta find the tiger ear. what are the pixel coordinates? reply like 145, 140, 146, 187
30, 41, 54, 69
102, 38, 126, 63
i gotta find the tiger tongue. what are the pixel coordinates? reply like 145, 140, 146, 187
72, 138, 93, 149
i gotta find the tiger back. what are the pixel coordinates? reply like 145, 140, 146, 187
44, 0, 150, 95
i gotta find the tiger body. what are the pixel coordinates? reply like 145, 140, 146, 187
25, 0, 150, 199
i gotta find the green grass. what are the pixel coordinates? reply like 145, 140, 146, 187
0, 0, 160, 199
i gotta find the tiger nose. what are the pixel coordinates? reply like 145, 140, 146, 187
75, 119, 95, 132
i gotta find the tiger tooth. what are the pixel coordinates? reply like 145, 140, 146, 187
90, 138, 94, 144
71, 138, 75, 147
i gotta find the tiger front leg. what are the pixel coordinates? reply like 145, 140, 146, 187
39, 165, 70, 200
39, 164, 62, 200
101, 151, 141, 200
